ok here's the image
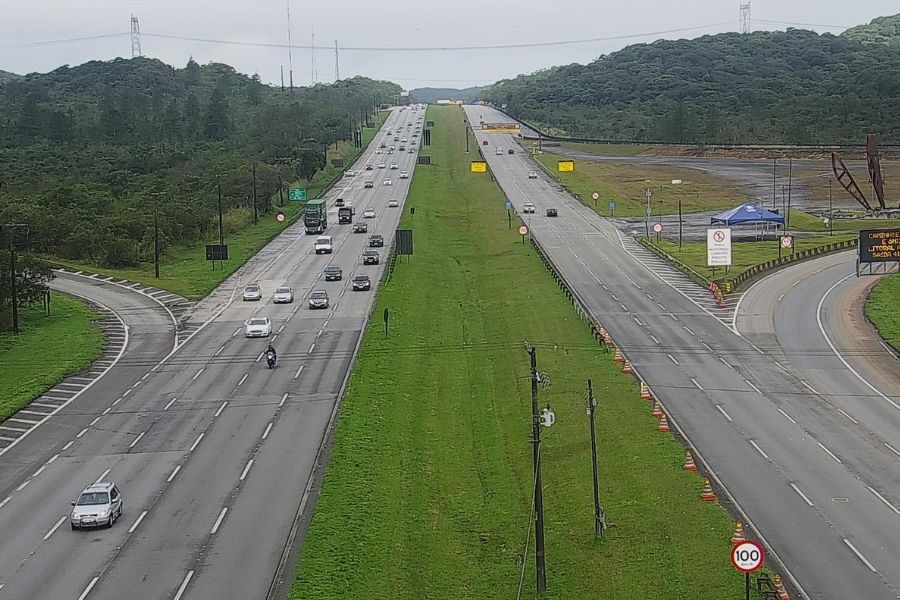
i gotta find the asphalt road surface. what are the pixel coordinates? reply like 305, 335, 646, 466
465, 104, 900, 600
0, 107, 422, 600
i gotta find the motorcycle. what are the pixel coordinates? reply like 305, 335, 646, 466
265, 351, 276, 369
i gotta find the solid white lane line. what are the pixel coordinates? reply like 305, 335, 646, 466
719, 357, 733, 369
237, 373, 248, 386
112, 397, 122, 406
173, 571, 194, 600
76, 428, 88, 438
817, 442, 842, 464
192, 368, 205, 380
682, 325, 695, 335
774, 361, 789, 372
128, 431, 146, 449
90, 416, 101, 426
843, 539, 878, 573
210, 507, 228, 534
800, 380, 818, 395
33, 465, 47, 478
141, 373, 150, 381
308, 343, 316, 354
777, 408, 798, 425
650, 335, 660, 345
189, 433, 204, 452
262, 422, 273, 440
690, 378, 703, 391
745, 380, 762, 394
667, 354, 679, 365
0, 496, 10, 510
214, 401, 228, 418
43, 516, 67, 540
790, 483, 815, 507
279, 393, 288, 408
102, 407, 111, 415
293, 364, 304, 380
167, 465, 181, 483
95, 468, 112, 483
885, 443, 900, 458
715, 405, 733, 422
164, 397, 178, 411
240, 459, 254, 481
123, 389, 132, 397
128, 510, 148, 533
866, 485, 900, 515
749, 440, 770, 460
837, 408, 859, 424
76, 576, 100, 600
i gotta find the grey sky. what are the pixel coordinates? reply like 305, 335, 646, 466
0, 0, 897, 89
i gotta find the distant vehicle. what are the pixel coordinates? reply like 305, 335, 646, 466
528, 171, 538, 179
335, 197, 345, 207
364, 180, 374, 188
496, 148, 504, 155
546, 208, 558, 217
369, 234, 384, 247
378, 163, 386, 169
242, 284, 262, 301
408, 149, 415, 154
338, 206, 354, 224
71, 482, 123, 530
375, 149, 383, 154
388, 199, 399, 207
245, 316, 272, 338
362, 249, 380, 265
324, 265, 343, 281
273, 286, 294, 304
314, 235, 333, 254
399, 171, 409, 179
523, 203, 536, 214
364, 207, 376, 218
365, 164, 374, 170
399, 146, 406, 151
304, 198, 328, 234
383, 179, 393, 186
353, 221, 368, 233
352, 275, 371, 291
344, 170, 356, 177
390, 163, 399, 170
393, 136, 399, 141
401, 137, 408, 142
379, 143, 387, 148
308, 290, 329, 309
482, 140, 488, 145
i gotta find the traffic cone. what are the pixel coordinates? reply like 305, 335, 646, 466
657, 412, 670, 432
613, 348, 624, 363
622, 359, 634, 374
651, 400, 663, 418
774, 575, 791, 600
700, 478, 717, 502
683, 450, 697, 471
640, 381, 652, 401
599, 326, 607, 338
603, 332, 613, 346
730, 521, 746, 544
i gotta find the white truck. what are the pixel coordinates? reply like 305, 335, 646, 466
314, 235, 333, 254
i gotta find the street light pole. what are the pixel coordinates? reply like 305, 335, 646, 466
527, 344, 547, 594
2, 223, 26, 335
216, 176, 225, 270
645, 187, 652, 239
587, 378, 604, 538
252, 163, 258, 225
152, 193, 161, 279
829, 176, 833, 237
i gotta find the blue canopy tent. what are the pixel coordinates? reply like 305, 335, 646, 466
710, 204, 785, 226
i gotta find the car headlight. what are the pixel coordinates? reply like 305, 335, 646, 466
98, 510, 108, 518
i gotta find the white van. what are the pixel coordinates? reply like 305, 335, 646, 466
314, 235, 333, 254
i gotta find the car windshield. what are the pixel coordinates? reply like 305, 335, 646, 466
76, 492, 109, 506
245, 286, 258, 292
354, 276, 369, 282
311, 292, 327, 299
326, 267, 340, 272
249, 318, 267, 326
276, 287, 291, 294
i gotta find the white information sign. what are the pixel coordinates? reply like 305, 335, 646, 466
707, 228, 732, 267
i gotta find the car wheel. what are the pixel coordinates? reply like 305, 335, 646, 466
71, 523, 78, 530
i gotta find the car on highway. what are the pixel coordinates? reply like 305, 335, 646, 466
245, 316, 272, 337
377, 162, 386, 169
399, 146, 405, 151
528, 171, 538, 179
362, 249, 380, 265
375, 148, 383, 154
369, 233, 384, 247
324, 265, 343, 281
314, 235, 333, 254
383, 179, 393, 186
388, 199, 399, 207
523, 202, 536, 214
352, 274, 371, 291
393, 136, 399, 141
365, 164, 374, 170
401, 137, 408, 142
70, 482, 123, 530
364, 207, 376, 218
242, 284, 262, 301
390, 163, 399, 170
508, 148, 515, 155
273, 286, 294, 303
379, 142, 387, 148
482, 140, 488, 145
364, 180, 374, 189
353, 221, 368, 233
399, 171, 409, 179
308, 290, 329, 309
344, 170, 355, 177
546, 208, 558, 217
408, 149, 415, 154
335, 197, 345, 206
496, 148, 504, 155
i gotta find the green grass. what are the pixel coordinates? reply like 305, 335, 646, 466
0, 293, 105, 422
785, 210, 900, 233
290, 105, 744, 599
51, 112, 388, 300
652, 234, 855, 281
866, 274, 900, 353
528, 149, 747, 218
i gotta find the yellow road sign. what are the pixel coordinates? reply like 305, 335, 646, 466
558, 160, 575, 172
470, 161, 487, 173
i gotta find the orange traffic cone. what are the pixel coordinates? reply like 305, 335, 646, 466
700, 478, 717, 502
622, 359, 634, 374
730, 521, 746, 544
657, 412, 671, 432
599, 326, 607, 338
613, 348, 624, 363
640, 381, 652, 401
651, 400, 663, 418
774, 575, 791, 600
603, 332, 613, 345
683, 450, 697, 471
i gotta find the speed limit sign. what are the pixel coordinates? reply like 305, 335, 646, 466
731, 540, 765, 573
591, 191, 600, 200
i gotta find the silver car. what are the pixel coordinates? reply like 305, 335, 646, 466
242, 284, 262, 301
273, 286, 294, 304
71, 482, 123, 529
309, 290, 329, 309
245, 316, 272, 337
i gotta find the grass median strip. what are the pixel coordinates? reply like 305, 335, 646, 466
866, 274, 900, 353
0, 293, 104, 423
290, 106, 743, 599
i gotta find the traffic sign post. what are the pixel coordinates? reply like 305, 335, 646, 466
506, 200, 513, 229
591, 191, 599, 206
288, 188, 307, 202
609, 200, 616, 217
275, 212, 285, 223
653, 222, 663, 243
731, 540, 765, 600
519, 224, 528, 244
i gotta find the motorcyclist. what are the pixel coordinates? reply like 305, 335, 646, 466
265, 343, 277, 366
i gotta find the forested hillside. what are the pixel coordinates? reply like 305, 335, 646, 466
0, 57, 399, 269
482, 16, 900, 144
409, 86, 488, 103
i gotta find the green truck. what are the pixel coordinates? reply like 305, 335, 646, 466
304, 198, 328, 234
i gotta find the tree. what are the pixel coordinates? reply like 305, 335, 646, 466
203, 85, 230, 140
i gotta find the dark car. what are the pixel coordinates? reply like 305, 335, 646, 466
324, 265, 343, 281
362, 250, 380, 265
353, 222, 368, 233
482, 140, 488, 145
508, 148, 515, 154
352, 275, 371, 291
546, 208, 558, 217
368, 234, 384, 248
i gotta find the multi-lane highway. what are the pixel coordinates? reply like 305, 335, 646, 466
0, 106, 422, 599
465, 105, 900, 600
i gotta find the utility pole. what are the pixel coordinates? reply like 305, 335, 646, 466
645, 187, 652, 239
216, 176, 225, 270
465, 127, 469, 153
150, 191, 162, 278
252, 163, 258, 225
772, 158, 777, 211
828, 176, 834, 237
2, 223, 26, 335
587, 379, 604, 538
678, 198, 683, 249
334, 39, 340, 81
526, 344, 548, 594
787, 158, 793, 230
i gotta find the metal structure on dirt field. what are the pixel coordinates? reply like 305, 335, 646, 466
832, 133, 895, 210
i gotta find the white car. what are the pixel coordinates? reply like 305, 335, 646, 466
375, 149, 383, 154
314, 235, 333, 254
399, 171, 409, 179
344, 170, 356, 177
523, 203, 536, 214
242, 284, 262, 301
245, 316, 272, 337
364, 207, 376, 218
408, 149, 415, 154
273, 286, 294, 303
496, 149, 504, 155
528, 171, 538, 179
383, 179, 393, 186
70, 482, 123, 529
388, 200, 399, 207
390, 163, 399, 170
378, 163, 386, 169
401, 138, 408, 143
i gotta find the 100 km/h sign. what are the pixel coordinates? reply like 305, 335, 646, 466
731, 540, 765, 573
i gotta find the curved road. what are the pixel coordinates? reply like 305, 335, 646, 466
0, 107, 421, 600
466, 104, 900, 600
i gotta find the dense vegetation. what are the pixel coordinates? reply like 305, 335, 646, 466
409, 85, 488, 103
482, 15, 900, 144
0, 57, 398, 325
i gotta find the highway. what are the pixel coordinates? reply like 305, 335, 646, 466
0, 106, 422, 600
465, 105, 900, 599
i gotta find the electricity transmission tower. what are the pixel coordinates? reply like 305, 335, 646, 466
740, 1, 751, 34
130, 15, 142, 57
334, 40, 340, 81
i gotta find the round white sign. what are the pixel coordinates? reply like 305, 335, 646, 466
591, 192, 600, 200
780, 236, 793, 248
519, 225, 529, 236
653, 223, 663, 233
731, 541, 765, 574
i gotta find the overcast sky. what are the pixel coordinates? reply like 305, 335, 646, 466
0, 0, 897, 89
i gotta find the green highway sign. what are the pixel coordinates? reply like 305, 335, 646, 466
289, 188, 307, 202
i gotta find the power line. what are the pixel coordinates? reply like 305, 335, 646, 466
0, 32, 127, 50
753, 18, 852, 30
